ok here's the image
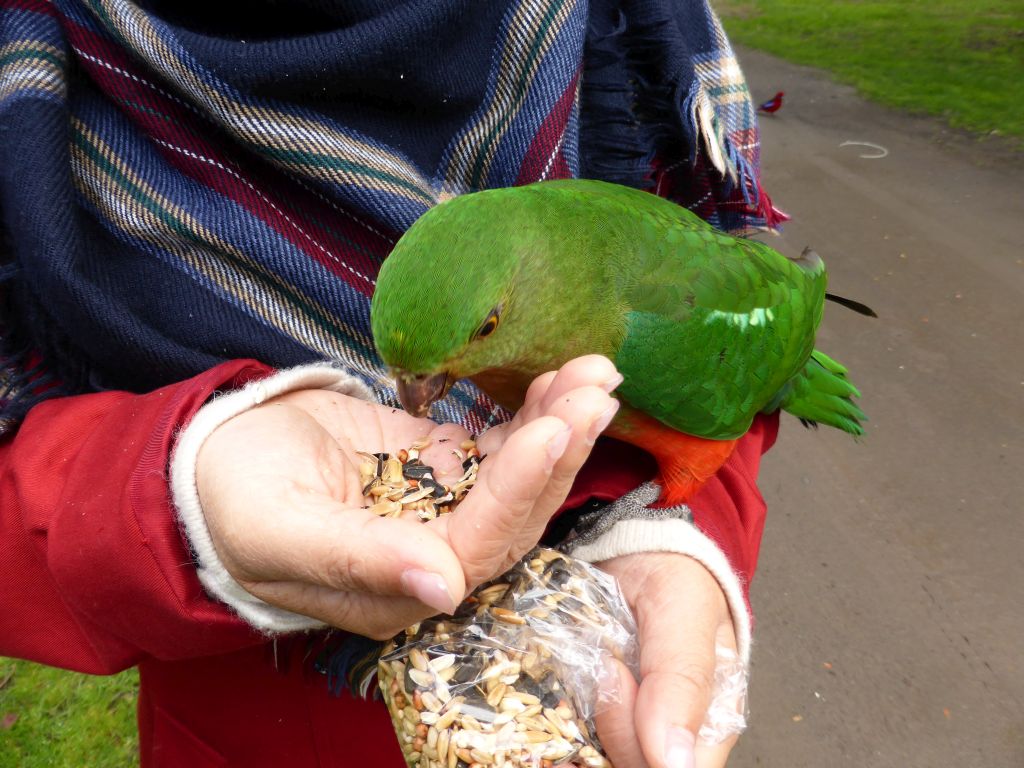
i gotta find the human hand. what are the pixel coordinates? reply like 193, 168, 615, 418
195, 355, 621, 639
596, 552, 740, 768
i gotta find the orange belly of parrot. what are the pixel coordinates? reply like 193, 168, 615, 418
605, 407, 738, 507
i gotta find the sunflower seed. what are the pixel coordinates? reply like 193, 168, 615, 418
401, 486, 434, 504
409, 669, 434, 688
419, 711, 439, 725
370, 499, 402, 517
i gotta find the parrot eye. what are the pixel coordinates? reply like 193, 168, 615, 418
475, 306, 501, 339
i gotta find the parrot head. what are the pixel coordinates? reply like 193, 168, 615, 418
371, 190, 544, 417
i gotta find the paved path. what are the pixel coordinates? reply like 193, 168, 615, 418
728, 47, 1023, 768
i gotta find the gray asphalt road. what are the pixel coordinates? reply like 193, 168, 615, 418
727, 48, 1024, 767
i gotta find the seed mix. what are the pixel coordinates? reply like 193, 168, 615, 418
361, 440, 636, 767
359, 438, 481, 521
378, 547, 639, 768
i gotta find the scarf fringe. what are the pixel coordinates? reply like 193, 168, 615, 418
0, 351, 63, 435
684, 82, 792, 231
0, 267, 72, 433
314, 634, 385, 699
579, 0, 781, 232
686, 88, 730, 181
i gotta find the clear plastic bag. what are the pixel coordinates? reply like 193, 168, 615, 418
378, 547, 638, 768
699, 646, 749, 745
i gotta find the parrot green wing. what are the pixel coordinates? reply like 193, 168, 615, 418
540, 180, 827, 439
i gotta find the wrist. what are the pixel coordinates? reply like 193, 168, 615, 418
562, 483, 752, 664
171, 362, 374, 633
601, 550, 729, 617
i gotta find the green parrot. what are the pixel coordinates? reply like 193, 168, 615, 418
370, 179, 865, 506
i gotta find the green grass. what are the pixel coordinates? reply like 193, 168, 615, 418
717, 0, 1024, 141
0, 658, 138, 768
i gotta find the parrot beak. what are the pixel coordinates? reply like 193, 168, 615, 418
395, 371, 452, 418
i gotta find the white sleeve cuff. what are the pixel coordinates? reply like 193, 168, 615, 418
170, 362, 375, 634
569, 517, 752, 664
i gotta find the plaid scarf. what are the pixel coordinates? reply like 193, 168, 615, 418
0, 0, 784, 434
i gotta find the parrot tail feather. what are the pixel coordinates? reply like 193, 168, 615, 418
776, 350, 866, 436
825, 292, 878, 318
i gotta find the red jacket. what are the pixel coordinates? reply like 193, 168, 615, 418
0, 360, 776, 767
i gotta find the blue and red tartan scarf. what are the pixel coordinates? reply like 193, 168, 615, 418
0, 0, 785, 434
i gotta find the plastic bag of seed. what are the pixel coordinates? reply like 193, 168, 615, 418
378, 547, 640, 768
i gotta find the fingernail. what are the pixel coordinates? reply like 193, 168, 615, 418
544, 422, 573, 469
400, 569, 458, 615
665, 726, 696, 768
586, 400, 620, 444
601, 372, 625, 393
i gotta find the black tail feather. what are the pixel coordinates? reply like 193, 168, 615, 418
825, 292, 878, 318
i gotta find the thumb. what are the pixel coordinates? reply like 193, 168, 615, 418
593, 658, 645, 768
626, 558, 727, 768
635, 663, 711, 768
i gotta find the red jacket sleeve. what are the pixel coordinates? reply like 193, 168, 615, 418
686, 413, 779, 593
0, 360, 276, 674
2, 357, 777, 675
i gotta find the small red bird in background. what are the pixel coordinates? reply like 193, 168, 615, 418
757, 91, 784, 114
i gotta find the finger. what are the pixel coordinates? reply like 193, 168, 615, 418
473, 420, 509, 458
221, 494, 466, 616
245, 580, 440, 640
629, 559, 727, 768
474, 370, 558, 457
594, 659, 647, 768
441, 415, 571, 584
517, 369, 559, 423
692, 622, 742, 766
514, 385, 620, 545
519, 355, 622, 425
447, 382, 619, 582
693, 737, 736, 768
635, 669, 708, 768
475, 357, 620, 458
418, 422, 474, 484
